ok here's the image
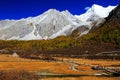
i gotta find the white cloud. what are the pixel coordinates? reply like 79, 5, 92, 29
85, 7, 90, 10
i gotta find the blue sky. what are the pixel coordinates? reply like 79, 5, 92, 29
0, 0, 119, 20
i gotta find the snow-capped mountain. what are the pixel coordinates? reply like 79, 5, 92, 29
74, 4, 116, 34
75, 4, 116, 22
0, 9, 82, 40
0, 4, 116, 40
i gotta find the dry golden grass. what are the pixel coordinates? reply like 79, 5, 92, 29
54, 57, 120, 75
0, 54, 33, 61
0, 61, 85, 74
0, 55, 98, 74
0, 55, 120, 80
62, 58, 120, 67
0, 54, 73, 74
41, 77, 120, 80
0, 61, 68, 73
73, 58, 120, 67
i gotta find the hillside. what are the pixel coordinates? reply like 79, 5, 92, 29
0, 4, 119, 59
0, 4, 116, 40
74, 4, 120, 55
89, 4, 120, 46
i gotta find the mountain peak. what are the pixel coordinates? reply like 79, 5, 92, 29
0, 4, 118, 40
89, 4, 105, 13
91, 4, 103, 8
0, 8, 81, 40
88, 4, 116, 18
61, 10, 70, 13
45, 9, 60, 14
75, 4, 116, 21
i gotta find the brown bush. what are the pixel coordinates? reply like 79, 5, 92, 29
0, 70, 39, 80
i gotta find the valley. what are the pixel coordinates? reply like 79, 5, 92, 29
0, 3, 119, 80
0, 54, 120, 80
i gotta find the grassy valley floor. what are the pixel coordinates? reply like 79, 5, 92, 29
0, 54, 120, 80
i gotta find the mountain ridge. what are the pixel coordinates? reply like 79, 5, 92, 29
0, 4, 117, 40
0, 4, 119, 57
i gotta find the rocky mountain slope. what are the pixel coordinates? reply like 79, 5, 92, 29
0, 4, 119, 58
0, 4, 116, 40
49, 4, 120, 55
85, 4, 120, 54
91, 4, 120, 44
0, 9, 81, 40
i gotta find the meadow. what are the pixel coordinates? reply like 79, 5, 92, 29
0, 54, 120, 80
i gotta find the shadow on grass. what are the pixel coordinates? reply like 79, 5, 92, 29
41, 74, 92, 78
